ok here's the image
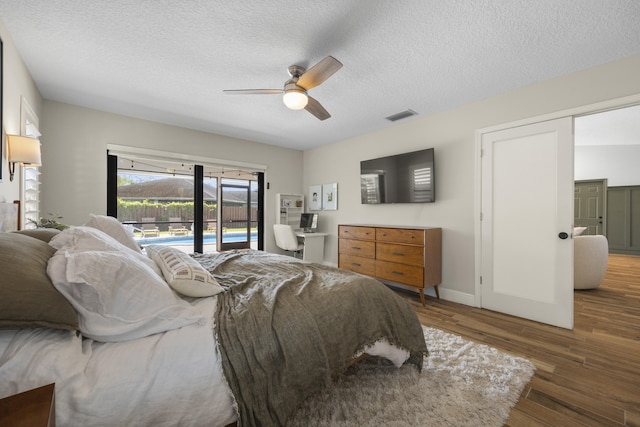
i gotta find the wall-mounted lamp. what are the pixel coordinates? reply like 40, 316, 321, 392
6, 135, 42, 182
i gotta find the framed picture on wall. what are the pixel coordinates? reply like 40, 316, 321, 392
322, 182, 338, 211
308, 185, 322, 210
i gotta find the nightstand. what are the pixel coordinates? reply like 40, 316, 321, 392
0, 383, 55, 427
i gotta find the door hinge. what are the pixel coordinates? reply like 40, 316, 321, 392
480, 212, 483, 221
480, 276, 483, 285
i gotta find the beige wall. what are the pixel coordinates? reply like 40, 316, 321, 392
0, 20, 42, 203
304, 54, 640, 302
40, 100, 303, 253
575, 145, 640, 186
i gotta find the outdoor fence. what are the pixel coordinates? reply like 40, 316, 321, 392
118, 201, 257, 231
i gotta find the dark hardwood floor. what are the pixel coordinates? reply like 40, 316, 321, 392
397, 254, 640, 426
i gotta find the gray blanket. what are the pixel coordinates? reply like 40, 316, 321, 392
194, 250, 427, 427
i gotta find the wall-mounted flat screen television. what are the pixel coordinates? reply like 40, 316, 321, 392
360, 148, 435, 204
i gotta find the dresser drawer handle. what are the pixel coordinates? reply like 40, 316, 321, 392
352, 246, 362, 250
351, 263, 362, 267
392, 271, 405, 276
392, 252, 404, 256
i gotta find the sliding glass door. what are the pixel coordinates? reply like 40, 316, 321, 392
107, 152, 263, 253
220, 179, 252, 251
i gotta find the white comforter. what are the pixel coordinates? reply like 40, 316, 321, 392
0, 297, 237, 427
0, 292, 408, 426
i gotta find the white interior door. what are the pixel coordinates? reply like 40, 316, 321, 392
481, 117, 574, 329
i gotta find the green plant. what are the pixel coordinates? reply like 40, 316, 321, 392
28, 213, 69, 230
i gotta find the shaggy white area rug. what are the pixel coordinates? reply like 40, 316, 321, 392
288, 326, 535, 426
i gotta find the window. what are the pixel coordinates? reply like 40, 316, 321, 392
20, 98, 41, 229
107, 145, 265, 253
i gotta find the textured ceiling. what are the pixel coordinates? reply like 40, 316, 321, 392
1, 0, 640, 150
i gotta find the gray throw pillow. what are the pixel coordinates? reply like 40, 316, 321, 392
0, 232, 78, 330
13, 228, 61, 243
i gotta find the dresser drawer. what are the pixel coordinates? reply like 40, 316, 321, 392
376, 227, 425, 245
375, 260, 424, 287
339, 238, 375, 258
339, 254, 376, 275
339, 225, 376, 241
376, 243, 424, 267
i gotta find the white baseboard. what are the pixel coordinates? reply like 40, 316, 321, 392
438, 287, 476, 307
382, 282, 476, 307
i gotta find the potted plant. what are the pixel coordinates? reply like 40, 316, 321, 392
28, 213, 69, 230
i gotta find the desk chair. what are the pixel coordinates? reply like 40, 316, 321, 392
273, 224, 304, 258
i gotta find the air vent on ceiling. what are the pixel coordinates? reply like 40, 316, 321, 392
385, 109, 418, 122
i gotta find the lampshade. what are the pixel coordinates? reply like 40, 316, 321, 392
7, 135, 41, 166
283, 88, 308, 110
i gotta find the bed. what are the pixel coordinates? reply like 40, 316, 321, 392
0, 215, 427, 426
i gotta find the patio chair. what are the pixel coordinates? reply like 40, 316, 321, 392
141, 217, 160, 237
169, 217, 189, 236
206, 220, 216, 234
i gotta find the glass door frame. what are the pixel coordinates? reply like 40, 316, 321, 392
219, 179, 252, 251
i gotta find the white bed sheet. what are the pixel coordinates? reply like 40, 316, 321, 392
0, 295, 410, 426
0, 297, 237, 427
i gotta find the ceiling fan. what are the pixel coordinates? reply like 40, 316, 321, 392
223, 56, 343, 121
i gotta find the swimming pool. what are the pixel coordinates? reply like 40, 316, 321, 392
137, 231, 257, 245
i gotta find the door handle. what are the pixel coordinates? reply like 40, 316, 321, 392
558, 232, 569, 240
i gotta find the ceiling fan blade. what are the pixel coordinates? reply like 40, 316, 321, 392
223, 89, 282, 95
305, 96, 331, 121
297, 56, 343, 90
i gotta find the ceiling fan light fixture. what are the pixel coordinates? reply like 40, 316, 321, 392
224, 56, 342, 119
283, 87, 308, 110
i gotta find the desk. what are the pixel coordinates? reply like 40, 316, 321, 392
296, 232, 328, 263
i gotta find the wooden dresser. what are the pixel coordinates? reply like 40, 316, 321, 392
338, 225, 442, 306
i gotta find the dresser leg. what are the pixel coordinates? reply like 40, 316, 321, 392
420, 286, 441, 305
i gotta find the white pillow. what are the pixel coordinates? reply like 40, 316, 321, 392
84, 214, 142, 253
46, 250, 205, 342
49, 226, 162, 277
146, 245, 225, 297
574, 226, 587, 236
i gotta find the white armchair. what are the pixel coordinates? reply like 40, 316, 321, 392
574, 235, 608, 289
